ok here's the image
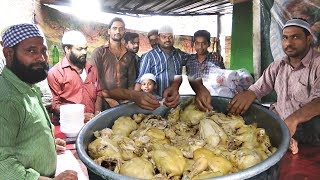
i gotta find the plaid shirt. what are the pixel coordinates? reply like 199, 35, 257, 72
136, 46, 187, 96
186, 52, 225, 79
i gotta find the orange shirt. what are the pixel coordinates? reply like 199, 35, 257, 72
47, 57, 101, 114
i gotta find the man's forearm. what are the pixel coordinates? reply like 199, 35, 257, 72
104, 88, 136, 101
288, 97, 320, 124
188, 78, 204, 93
134, 83, 141, 91
94, 96, 102, 114
52, 104, 61, 115
170, 75, 182, 90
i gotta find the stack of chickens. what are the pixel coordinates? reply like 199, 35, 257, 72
88, 99, 276, 179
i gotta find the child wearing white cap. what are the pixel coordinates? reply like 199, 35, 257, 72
139, 73, 157, 94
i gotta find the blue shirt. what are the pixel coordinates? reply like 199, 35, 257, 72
137, 46, 187, 96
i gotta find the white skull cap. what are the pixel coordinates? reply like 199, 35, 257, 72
283, 19, 312, 35
158, 25, 173, 34
140, 73, 156, 83
62, 30, 87, 45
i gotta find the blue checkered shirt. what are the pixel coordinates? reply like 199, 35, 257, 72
136, 46, 188, 96
186, 52, 225, 79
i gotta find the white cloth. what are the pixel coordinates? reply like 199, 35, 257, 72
237, 68, 254, 90
55, 150, 88, 180
204, 68, 253, 97
80, 69, 87, 82
207, 69, 239, 89
212, 86, 234, 98
35, 78, 53, 106
0, 58, 5, 74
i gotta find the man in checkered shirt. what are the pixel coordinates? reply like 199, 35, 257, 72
186, 30, 225, 79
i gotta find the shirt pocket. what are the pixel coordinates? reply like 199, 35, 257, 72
293, 78, 310, 103
84, 82, 97, 101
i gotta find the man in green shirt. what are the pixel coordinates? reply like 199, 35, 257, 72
0, 23, 77, 179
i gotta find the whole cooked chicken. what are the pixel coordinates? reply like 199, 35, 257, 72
88, 99, 277, 179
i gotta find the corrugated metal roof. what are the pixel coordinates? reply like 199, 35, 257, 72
40, 0, 233, 16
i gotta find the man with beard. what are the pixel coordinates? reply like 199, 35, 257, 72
91, 17, 137, 108
48, 30, 102, 123
124, 32, 140, 76
147, 29, 158, 49
226, 18, 320, 154
186, 30, 225, 79
0, 23, 77, 179
135, 25, 188, 99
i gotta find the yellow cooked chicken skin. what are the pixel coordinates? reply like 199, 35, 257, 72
88, 100, 276, 179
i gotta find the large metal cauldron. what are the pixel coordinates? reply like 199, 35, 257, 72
76, 96, 290, 180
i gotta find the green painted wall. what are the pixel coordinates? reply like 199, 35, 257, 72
230, 1, 253, 73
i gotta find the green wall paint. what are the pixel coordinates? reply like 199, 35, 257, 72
230, 1, 253, 73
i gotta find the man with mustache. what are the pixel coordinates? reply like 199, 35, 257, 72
187, 30, 225, 79
135, 26, 212, 109
0, 23, 77, 179
48, 30, 102, 123
91, 17, 136, 109
147, 29, 158, 49
227, 18, 320, 154
135, 25, 188, 107
124, 32, 140, 76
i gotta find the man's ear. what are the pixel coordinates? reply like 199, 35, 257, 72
64, 46, 71, 54
307, 34, 313, 45
3, 47, 14, 66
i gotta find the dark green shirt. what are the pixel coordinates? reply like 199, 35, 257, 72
0, 67, 56, 179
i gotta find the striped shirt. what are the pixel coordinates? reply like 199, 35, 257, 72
249, 48, 320, 120
0, 67, 56, 179
136, 46, 188, 96
186, 52, 225, 79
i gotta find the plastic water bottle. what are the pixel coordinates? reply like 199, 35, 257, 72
52, 45, 59, 65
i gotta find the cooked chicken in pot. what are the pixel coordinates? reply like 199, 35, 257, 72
88, 98, 277, 179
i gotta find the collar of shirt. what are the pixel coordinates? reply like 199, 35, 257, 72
107, 44, 128, 60
60, 56, 93, 73
282, 48, 314, 68
2, 67, 40, 95
194, 51, 210, 63
155, 45, 179, 55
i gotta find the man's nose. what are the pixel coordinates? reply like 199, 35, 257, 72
81, 49, 87, 54
38, 52, 48, 62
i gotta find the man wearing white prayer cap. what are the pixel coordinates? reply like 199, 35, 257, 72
0, 23, 78, 179
135, 25, 186, 98
48, 30, 102, 124
134, 24, 191, 107
227, 18, 320, 155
